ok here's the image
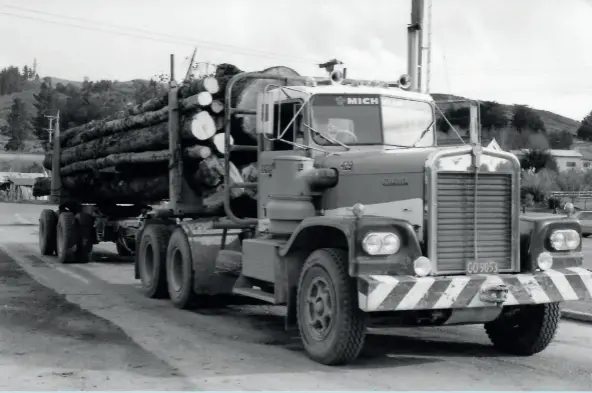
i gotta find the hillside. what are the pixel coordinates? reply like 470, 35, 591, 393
0, 74, 586, 153
431, 93, 581, 135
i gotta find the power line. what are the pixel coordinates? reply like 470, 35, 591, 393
0, 6, 319, 64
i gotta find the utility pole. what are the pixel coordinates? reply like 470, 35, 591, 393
50, 110, 61, 204
43, 114, 55, 144
408, 0, 425, 92
423, 0, 432, 93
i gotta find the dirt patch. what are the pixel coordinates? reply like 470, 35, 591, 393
0, 248, 181, 379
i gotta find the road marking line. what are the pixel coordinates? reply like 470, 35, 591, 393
14, 213, 33, 225
54, 265, 91, 284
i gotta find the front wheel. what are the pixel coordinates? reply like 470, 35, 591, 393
485, 302, 561, 356
297, 248, 366, 365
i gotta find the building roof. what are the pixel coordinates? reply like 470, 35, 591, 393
7, 177, 37, 186
511, 149, 583, 158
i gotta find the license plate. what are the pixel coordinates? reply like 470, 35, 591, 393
466, 260, 499, 274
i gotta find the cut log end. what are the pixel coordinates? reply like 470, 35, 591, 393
202, 77, 220, 95
197, 91, 213, 107
190, 111, 217, 141
213, 132, 233, 155
210, 100, 224, 114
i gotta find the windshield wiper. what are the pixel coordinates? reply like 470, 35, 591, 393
411, 120, 435, 147
302, 123, 350, 150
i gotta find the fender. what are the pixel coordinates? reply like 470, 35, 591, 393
519, 214, 583, 272
279, 215, 422, 277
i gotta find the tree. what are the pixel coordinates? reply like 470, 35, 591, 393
512, 105, 545, 132
3, 97, 32, 151
577, 111, 592, 141
0, 66, 24, 95
480, 101, 508, 129
548, 129, 574, 149
519, 149, 557, 173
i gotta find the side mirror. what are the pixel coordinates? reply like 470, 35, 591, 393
256, 92, 274, 136
469, 101, 480, 144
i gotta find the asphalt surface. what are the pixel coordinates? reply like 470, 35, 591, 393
1, 203, 592, 390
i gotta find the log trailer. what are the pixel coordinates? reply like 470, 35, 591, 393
36, 1, 592, 365
38, 66, 592, 365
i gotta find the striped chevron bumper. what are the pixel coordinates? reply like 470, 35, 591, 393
357, 267, 592, 312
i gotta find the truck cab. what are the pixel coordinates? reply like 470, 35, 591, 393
134, 69, 592, 367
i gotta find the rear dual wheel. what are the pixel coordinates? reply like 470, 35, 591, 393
55, 211, 94, 264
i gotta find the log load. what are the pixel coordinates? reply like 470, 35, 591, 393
37, 63, 300, 215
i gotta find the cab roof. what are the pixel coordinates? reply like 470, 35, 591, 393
271, 83, 434, 102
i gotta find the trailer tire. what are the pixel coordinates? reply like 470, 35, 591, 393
297, 248, 366, 365
166, 228, 199, 309
137, 224, 170, 299
56, 212, 77, 264
75, 213, 94, 263
39, 209, 58, 256
485, 302, 561, 356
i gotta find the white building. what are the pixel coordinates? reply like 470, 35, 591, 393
511, 149, 584, 172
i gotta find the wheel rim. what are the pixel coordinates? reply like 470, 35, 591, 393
142, 243, 155, 285
170, 248, 183, 293
304, 273, 335, 341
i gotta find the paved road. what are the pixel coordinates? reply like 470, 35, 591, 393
1, 203, 592, 390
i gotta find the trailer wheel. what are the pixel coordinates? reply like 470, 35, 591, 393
137, 224, 170, 299
56, 212, 77, 264
166, 228, 199, 309
75, 213, 94, 263
297, 248, 366, 365
39, 209, 58, 256
485, 302, 561, 356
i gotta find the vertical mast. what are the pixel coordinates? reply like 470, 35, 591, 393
407, 0, 425, 92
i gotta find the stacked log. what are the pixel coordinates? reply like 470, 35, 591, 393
37, 64, 300, 216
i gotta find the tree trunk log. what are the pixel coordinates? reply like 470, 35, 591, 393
60, 145, 212, 176
60, 93, 213, 148
53, 111, 215, 167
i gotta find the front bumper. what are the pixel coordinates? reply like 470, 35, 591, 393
357, 267, 592, 312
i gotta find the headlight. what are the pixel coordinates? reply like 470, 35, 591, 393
549, 229, 580, 251
362, 232, 401, 255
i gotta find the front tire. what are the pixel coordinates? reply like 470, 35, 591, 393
75, 213, 94, 263
296, 248, 366, 365
485, 303, 561, 356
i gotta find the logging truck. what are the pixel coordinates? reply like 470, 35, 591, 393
37, 67, 592, 366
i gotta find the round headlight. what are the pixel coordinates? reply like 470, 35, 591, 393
537, 252, 553, 271
549, 229, 580, 251
381, 234, 400, 254
550, 231, 566, 250
413, 257, 432, 277
362, 233, 382, 255
362, 232, 401, 255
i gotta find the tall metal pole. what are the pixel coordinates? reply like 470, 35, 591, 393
168, 54, 182, 210
423, 0, 432, 93
50, 110, 61, 204
407, 0, 425, 92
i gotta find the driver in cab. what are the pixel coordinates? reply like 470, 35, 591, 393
311, 118, 358, 145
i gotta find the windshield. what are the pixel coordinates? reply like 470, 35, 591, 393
309, 94, 434, 147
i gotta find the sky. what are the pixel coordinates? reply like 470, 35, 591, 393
0, 0, 591, 121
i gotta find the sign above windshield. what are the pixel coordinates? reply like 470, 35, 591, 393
312, 94, 381, 107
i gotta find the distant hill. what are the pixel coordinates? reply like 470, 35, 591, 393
431, 93, 581, 135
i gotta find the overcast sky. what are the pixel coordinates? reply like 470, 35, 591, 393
1, 0, 591, 121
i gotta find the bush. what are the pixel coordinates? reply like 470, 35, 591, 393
521, 168, 558, 203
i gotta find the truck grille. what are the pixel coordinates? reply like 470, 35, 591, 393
435, 172, 512, 273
